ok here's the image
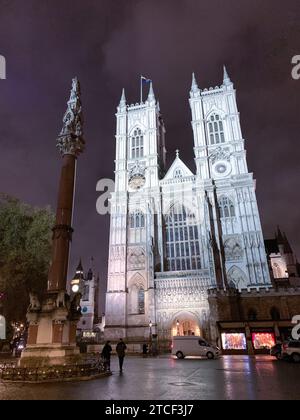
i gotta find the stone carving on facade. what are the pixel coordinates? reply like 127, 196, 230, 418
28, 293, 41, 312
127, 248, 146, 271
209, 146, 231, 164
227, 266, 247, 289
57, 77, 85, 157
128, 161, 146, 180
224, 236, 244, 261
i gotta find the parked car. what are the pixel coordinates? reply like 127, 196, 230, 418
172, 336, 220, 360
270, 343, 282, 360
282, 340, 300, 363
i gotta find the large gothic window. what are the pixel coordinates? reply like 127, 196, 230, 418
131, 128, 144, 159
208, 114, 225, 145
219, 196, 235, 218
130, 211, 145, 229
165, 204, 201, 271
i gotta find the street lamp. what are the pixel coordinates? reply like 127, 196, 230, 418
176, 320, 180, 336
149, 321, 153, 356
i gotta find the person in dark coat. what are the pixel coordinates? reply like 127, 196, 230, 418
101, 341, 112, 371
116, 338, 127, 372
142, 343, 148, 358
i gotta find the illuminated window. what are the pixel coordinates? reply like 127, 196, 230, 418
221, 333, 247, 350
208, 114, 225, 145
131, 128, 144, 159
219, 196, 235, 218
165, 204, 201, 271
130, 211, 145, 229
252, 333, 275, 350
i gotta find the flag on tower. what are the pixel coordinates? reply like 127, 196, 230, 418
141, 75, 152, 84
140, 75, 152, 103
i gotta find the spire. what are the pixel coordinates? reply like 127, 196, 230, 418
223, 65, 232, 86
283, 233, 293, 254
76, 258, 83, 273
147, 81, 155, 101
190, 72, 200, 98
176, 149, 180, 159
156, 100, 161, 113
120, 88, 126, 105
276, 226, 285, 245
57, 77, 85, 157
191, 72, 199, 92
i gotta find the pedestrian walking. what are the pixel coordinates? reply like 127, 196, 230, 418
101, 341, 112, 372
116, 338, 127, 372
142, 343, 148, 358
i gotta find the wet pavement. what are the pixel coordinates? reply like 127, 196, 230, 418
0, 355, 299, 400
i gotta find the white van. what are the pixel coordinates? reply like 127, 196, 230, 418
172, 336, 220, 360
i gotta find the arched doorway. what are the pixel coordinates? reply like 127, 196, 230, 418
172, 312, 201, 337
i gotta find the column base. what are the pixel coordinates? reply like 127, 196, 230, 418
19, 344, 81, 367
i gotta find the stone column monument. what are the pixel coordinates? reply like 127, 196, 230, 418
20, 78, 85, 367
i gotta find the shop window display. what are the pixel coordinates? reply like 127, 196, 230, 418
252, 333, 275, 350
221, 333, 247, 350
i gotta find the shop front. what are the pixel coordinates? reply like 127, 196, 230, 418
217, 321, 290, 355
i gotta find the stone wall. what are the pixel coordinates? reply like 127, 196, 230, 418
208, 287, 300, 323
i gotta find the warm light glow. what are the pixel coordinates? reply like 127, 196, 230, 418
252, 333, 275, 350
222, 333, 247, 350
72, 284, 80, 293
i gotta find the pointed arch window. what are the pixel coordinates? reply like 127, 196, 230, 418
130, 210, 145, 229
138, 287, 145, 314
219, 196, 235, 218
208, 114, 225, 145
165, 203, 201, 271
131, 128, 144, 159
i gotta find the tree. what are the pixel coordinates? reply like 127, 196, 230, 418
0, 194, 54, 325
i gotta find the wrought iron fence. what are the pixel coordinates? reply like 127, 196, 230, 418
0, 359, 106, 382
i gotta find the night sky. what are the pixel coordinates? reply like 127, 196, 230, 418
0, 1, 300, 310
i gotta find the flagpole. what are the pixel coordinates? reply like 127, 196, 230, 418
140, 75, 143, 104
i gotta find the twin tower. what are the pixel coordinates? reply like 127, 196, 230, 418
104, 68, 271, 344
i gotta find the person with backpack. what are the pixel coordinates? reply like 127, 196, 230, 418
101, 341, 112, 372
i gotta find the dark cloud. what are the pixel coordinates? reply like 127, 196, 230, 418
0, 0, 299, 310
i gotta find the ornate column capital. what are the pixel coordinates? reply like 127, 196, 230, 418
57, 77, 85, 157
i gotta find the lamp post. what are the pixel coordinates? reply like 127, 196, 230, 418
176, 320, 180, 336
149, 320, 153, 355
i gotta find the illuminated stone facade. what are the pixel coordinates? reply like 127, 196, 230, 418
105, 69, 271, 343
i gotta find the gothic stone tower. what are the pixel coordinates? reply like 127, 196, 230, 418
189, 68, 270, 291
105, 85, 166, 341
105, 69, 271, 344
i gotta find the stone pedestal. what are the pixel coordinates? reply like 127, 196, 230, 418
19, 291, 81, 367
